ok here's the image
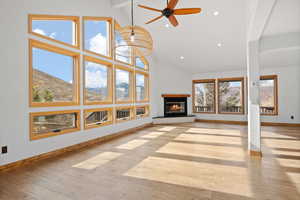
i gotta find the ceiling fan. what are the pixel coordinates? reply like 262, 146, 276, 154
138, 0, 202, 27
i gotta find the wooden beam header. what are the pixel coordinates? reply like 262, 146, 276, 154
161, 94, 191, 98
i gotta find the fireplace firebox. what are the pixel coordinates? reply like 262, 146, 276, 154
163, 95, 189, 117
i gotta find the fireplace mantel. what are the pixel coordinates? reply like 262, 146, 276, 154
161, 94, 191, 98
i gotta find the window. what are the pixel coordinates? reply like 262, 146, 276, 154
29, 14, 80, 48
135, 50, 149, 70
114, 22, 132, 64
83, 56, 112, 104
84, 108, 113, 129
136, 105, 150, 119
115, 66, 133, 103
193, 79, 216, 113
83, 17, 112, 58
29, 39, 80, 107
260, 75, 278, 115
115, 106, 134, 123
218, 78, 244, 114
135, 72, 149, 102
30, 110, 80, 140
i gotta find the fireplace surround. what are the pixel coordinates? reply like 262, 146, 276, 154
162, 94, 190, 117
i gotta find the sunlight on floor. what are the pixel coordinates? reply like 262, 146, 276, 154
116, 139, 149, 150
262, 131, 298, 139
124, 156, 253, 197
72, 152, 122, 170
141, 131, 166, 139
158, 126, 177, 132
175, 133, 243, 145
156, 142, 246, 162
186, 128, 242, 136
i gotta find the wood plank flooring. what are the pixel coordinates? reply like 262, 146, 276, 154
0, 123, 300, 200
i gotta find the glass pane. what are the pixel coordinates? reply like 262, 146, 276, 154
32, 47, 74, 102
194, 82, 215, 112
116, 69, 130, 101
136, 74, 146, 101
136, 57, 145, 68
32, 20, 74, 45
260, 79, 275, 114
219, 81, 243, 113
85, 110, 109, 126
84, 20, 109, 56
136, 107, 146, 116
85, 61, 109, 102
116, 109, 131, 120
32, 113, 76, 134
115, 31, 131, 64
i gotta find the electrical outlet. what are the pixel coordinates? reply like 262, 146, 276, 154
291, 115, 294, 120
1, 146, 7, 154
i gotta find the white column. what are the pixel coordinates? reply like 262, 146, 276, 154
247, 40, 261, 156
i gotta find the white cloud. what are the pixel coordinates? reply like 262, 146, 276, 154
85, 62, 107, 88
49, 32, 57, 39
33, 28, 46, 36
89, 33, 107, 55
116, 69, 129, 84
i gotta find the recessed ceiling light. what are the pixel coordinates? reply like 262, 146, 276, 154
213, 11, 219, 16
165, 23, 170, 28
180, 56, 185, 60
217, 43, 222, 47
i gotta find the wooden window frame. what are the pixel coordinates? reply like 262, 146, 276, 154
83, 16, 113, 60
134, 49, 149, 71
29, 39, 80, 107
260, 75, 278, 116
28, 14, 80, 49
114, 21, 133, 66
135, 71, 150, 103
217, 77, 245, 115
115, 106, 135, 123
83, 56, 113, 105
192, 79, 216, 114
135, 105, 150, 119
83, 107, 113, 130
114, 65, 134, 104
30, 110, 81, 140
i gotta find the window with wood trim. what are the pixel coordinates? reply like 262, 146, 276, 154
114, 22, 132, 64
29, 14, 80, 48
193, 79, 216, 113
135, 50, 149, 70
115, 66, 133, 103
218, 77, 244, 114
135, 105, 150, 119
83, 56, 113, 105
83, 17, 112, 58
84, 108, 113, 129
135, 72, 149, 102
30, 110, 80, 140
29, 39, 80, 107
260, 75, 278, 115
115, 106, 134, 123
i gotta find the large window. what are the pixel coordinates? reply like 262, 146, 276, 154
135, 105, 150, 119
114, 22, 132, 64
115, 106, 134, 123
135, 72, 149, 102
29, 39, 80, 107
84, 56, 112, 104
84, 108, 113, 129
83, 17, 112, 58
260, 75, 278, 115
29, 14, 80, 48
193, 79, 216, 113
30, 110, 80, 140
135, 50, 149, 70
115, 66, 133, 103
218, 78, 244, 114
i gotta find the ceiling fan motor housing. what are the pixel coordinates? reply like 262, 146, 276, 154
162, 8, 174, 18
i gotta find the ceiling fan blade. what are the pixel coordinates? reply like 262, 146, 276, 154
174, 8, 202, 15
145, 15, 163, 24
168, 15, 179, 27
138, 5, 162, 12
167, 0, 179, 9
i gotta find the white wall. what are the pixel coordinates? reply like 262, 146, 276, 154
192, 65, 300, 124
0, 0, 192, 166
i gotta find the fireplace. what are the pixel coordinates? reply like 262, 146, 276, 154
162, 94, 190, 117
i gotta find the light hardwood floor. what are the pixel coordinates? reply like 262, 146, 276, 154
0, 123, 299, 200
